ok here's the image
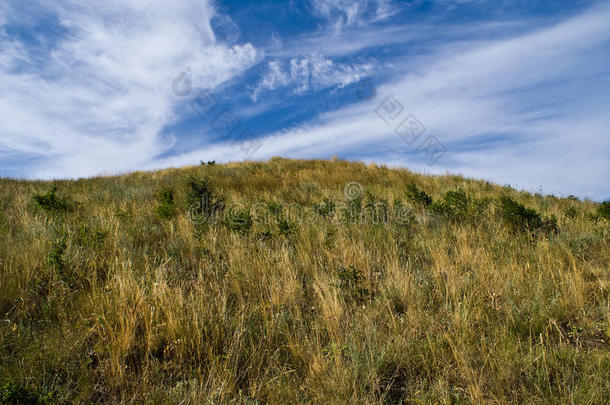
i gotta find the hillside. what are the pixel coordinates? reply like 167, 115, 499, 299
0, 158, 608, 404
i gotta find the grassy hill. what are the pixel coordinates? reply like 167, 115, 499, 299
1, 158, 608, 404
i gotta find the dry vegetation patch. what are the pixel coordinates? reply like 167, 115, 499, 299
0, 159, 608, 404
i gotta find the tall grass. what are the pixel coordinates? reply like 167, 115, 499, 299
0, 159, 608, 404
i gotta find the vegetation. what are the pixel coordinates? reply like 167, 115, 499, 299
404, 182, 432, 207
31, 184, 71, 213
155, 187, 176, 219
0, 159, 608, 404
498, 195, 558, 234
599, 201, 610, 221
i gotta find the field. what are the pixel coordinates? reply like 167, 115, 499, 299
1, 158, 608, 404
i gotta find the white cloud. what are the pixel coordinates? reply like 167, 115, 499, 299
251, 54, 374, 101
157, 4, 610, 200
0, 0, 256, 178
311, 0, 396, 33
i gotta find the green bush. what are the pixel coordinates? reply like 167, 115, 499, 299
266, 201, 283, 218
335, 265, 369, 303
498, 196, 558, 234
364, 191, 390, 224
313, 198, 336, 218
186, 176, 224, 219
598, 201, 610, 220
404, 183, 432, 207
563, 205, 578, 219
0, 381, 54, 405
76, 225, 108, 248
224, 206, 252, 233
48, 239, 67, 272
341, 193, 362, 223
155, 187, 176, 219
32, 185, 70, 213
431, 190, 470, 221
276, 215, 295, 237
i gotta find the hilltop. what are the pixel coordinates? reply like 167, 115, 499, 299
0, 158, 608, 404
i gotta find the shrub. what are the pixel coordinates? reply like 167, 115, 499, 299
364, 191, 390, 224
564, 205, 578, 219
155, 187, 176, 219
498, 196, 558, 234
266, 201, 283, 218
32, 185, 70, 213
255, 229, 273, 241
0, 381, 54, 405
335, 265, 369, 303
313, 198, 336, 218
598, 201, 610, 220
276, 215, 295, 237
391, 200, 416, 229
186, 176, 224, 219
444, 190, 468, 211
431, 190, 470, 221
404, 183, 432, 207
48, 239, 67, 272
498, 196, 542, 230
341, 192, 363, 223
223, 206, 252, 233
542, 214, 559, 234
76, 225, 108, 248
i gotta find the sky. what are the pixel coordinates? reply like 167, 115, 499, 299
0, 0, 609, 201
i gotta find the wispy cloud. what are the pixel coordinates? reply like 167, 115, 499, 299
0, 0, 256, 177
310, 0, 396, 32
251, 54, 374, 101
156, 3, 610, 199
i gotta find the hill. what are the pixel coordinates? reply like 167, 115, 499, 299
0, 158, 608, 404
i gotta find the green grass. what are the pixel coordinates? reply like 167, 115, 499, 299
0, 158, 608, 404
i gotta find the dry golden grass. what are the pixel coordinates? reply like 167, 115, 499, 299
0, 158, 608, 404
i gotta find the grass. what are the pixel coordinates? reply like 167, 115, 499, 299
0, 158, 608, 404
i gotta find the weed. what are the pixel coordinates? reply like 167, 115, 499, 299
0, 381, 55, 405
498, 196, 558, 234
430, 189, 470, 221
186, 176, 224, 219
224, 206, 253, 233
404, 183, 432, 207
364, 191, 390, 224
155, 187, 176, 219
342, 193, 363, 223
48, 239, 67, 273
76, 225, 108, 248
335, 265, 369, 303
32, 185, 70, 213
266, 201, 283, 218
255, 229, 273, 241
313, 198, 336, 218
564, 205, 579, 219
473, 196, 492, 212
276, 215, 295, 237
598, 201, 610, 220
324, 226, 337, 249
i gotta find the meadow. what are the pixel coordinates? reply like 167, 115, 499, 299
1, 158, 608, 404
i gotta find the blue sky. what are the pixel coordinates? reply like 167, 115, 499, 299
0, 0, 609, 200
